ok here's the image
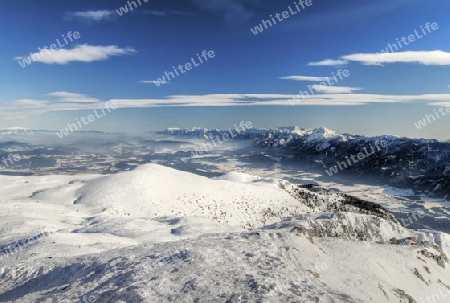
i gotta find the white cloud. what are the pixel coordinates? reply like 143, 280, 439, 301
3, 92, 450, 119
0, 92, 108, 119
308, 85, 362, 94
46, 92, 99, 103
342, 50, 450, 66
65, 10, 115, 22
15, 45, 137, 65
312, 50, 450, 66
279, 76, 330, 82
307, 59, 348, 66
109, 93, 450, 108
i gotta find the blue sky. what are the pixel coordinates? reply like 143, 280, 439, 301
1, 0, 450, 140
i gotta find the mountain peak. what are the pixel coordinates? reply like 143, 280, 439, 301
306, 126, 340, 141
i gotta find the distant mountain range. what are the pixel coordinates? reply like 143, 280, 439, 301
0, 128, 104, 136
1, 127, 449, 200
160, 126, 450, 200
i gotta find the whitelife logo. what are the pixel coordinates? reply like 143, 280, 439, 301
288, 69, 351, 105
56, 101, 118, 139
116, 0, 150, 16
152, 50, 215, 87
191, 121, 253, 156
0, 232, 50, 261
378, 22, 439, 54
15, 31, 81, 68
414, 106, 450, 129
250, 0, 313, 35
325, 140, 388, 176
0, 154, 22, 171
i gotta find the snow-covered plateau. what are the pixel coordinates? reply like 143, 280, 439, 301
1, 163, 449, 302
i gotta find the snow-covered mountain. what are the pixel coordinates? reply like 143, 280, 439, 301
1, 164, 449, 302
160, 126, 450, 200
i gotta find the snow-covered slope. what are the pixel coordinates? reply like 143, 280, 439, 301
1, 164, 450, 302
73, 164, 310, 228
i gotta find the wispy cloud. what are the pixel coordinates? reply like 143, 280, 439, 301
428, 102, 450, 108
279, 76, 330, 82
140, 80, 169, 85
0, 92, 108, 119
3, 91, 450, 119
143, 10, 193, 17
110, 93, 450, 108
14, 45, 136, 65
308, 85, 362, 94
46, 92, 99, 103
188, 0, 258, 21
143, 10, 167, 16
310, 50, 450, 66
64, 10, 115, 22
307, 59, 348, 66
